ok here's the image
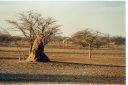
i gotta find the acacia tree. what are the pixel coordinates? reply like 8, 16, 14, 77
6, 11, 60, 62
72, 29, 100, 58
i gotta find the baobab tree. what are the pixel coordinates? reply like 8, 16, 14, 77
6, 11, 61, 62
72, 28, 100, 58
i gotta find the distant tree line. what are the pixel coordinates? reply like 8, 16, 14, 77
0, 32, 27, 46
0, 29, 125, 47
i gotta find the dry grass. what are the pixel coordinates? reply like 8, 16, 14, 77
0, 46, 125, 66
0, 46, 125, 84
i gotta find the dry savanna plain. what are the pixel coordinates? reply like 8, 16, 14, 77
0, 46, 125, 84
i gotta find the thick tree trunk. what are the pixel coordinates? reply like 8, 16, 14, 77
26, 34, 50, 62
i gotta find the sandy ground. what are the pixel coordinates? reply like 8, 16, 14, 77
0, 46, 125, 84
0, 60, 125, 84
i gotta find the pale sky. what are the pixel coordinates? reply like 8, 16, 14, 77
0, 1, 125, 37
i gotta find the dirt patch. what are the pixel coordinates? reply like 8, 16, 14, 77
0, 47, 125, 84
0, 60, 125, 84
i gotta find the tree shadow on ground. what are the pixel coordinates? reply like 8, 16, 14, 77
0, 57, 125, 67
50, 61, 125, 67
0, 58, 18, 60
0, 73, 125, 84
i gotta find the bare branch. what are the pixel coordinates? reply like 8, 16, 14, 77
6, 20, 29, 39
6, 11, 61, 48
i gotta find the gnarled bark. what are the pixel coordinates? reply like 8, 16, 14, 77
26, 33, 50, 62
